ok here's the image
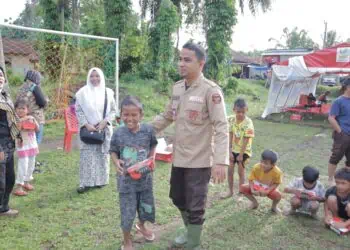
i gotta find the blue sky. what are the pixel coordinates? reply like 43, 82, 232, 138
1, 0, 350, 52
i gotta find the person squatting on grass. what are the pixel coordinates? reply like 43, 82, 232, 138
110, 96, 158, 250
221, 98, 255, 199
324, 168, 350, 230
240, 150, 282, 213
13, 100, 40, 197
328, 77, 350, 186
284, 166, 325, 218
151, 42, 229, 250
0, 66, 22, 217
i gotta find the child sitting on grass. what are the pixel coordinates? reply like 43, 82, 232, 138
13, 100, 39, 196
240, 150, 282, 213
324, 168, 350, 229
110, 96, 158, 250
284, 166, 325, 217
221, 98, 255, 199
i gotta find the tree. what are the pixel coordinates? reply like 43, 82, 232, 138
151, 0, 180, 90
204, 0, 237, 82
324, 30, 338, 48
269, 27, 317, 49
238, 0, 272, 15
80, 0, 105, 36
103, 0, 132, 38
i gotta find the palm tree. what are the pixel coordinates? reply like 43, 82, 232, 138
238, 0, 272, 15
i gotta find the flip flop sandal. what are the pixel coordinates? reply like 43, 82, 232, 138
13, 189, 28, 196
135, 224, 155, 242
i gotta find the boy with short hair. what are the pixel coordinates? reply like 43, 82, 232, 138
222, 98, 254, 199
240, 150, 282, 213
284, 166, 325, 217
324, 168, 350, 229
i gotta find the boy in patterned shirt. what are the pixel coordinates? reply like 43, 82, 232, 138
222, 98, 254, 199
284, 166, 325, 218
110, 96, 158, 250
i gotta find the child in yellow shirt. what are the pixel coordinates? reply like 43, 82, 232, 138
240, 150, 282, 213
222, 98, 254, 199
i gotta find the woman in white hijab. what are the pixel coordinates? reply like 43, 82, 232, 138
75, 68, 116, 193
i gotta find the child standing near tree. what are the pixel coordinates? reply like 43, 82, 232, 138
110, 96, 158, 250
13, 100, 39, 196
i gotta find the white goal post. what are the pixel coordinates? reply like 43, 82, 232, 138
0, 23, 120, 113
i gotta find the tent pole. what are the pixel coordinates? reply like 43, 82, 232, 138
283, 81, 296, 108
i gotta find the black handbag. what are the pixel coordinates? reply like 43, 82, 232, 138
29, 84, 47, 108
32, 85, 47, 108
79, 89, 107, 145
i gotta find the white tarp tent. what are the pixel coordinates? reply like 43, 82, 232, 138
262, 43, 350, 118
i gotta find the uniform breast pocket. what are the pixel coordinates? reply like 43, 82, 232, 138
185, 106, 204, 125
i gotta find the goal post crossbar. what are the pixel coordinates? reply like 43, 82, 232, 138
0, 23, 120, 113
0, 23, 118, 42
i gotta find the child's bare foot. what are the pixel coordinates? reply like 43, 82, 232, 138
271, 206, 281, 214
249, 201, 259, 210
136, 223, 155, 241
220, 191, 233, 199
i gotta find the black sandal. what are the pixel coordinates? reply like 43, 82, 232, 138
77, 187, 87, 194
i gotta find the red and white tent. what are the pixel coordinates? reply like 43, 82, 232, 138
262, 43, 350, 118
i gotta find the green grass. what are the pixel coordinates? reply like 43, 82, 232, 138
44, 120, 65, 141
2, 79, 348, 250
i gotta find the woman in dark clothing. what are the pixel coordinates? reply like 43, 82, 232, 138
0, 66, 21, 217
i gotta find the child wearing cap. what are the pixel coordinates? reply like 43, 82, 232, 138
284, 166, 325, 217
328, 77, 350, 186
240, 150, 282, 213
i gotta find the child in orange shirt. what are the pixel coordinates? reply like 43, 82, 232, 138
240, 150, 282, 213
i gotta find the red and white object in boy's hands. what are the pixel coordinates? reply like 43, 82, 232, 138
127, 158, 155, 180
21, 120, 36, 131
330, 216, 350, 235
252, 181, 269, 192
155, 138, 173, 163
297, 190, 316, 200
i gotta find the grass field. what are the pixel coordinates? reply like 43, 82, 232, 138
1, 79, 349, 250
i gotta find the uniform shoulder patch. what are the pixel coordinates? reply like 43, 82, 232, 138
212, 92, 222, 104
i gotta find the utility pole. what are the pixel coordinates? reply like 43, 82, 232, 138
323, 20, 328, 49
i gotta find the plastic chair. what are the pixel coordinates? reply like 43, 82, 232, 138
299, 94, 309, 106
64, 106, 79, 152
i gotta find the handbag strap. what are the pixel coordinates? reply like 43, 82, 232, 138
103, 89, 107, 119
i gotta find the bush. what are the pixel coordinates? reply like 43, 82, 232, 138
7, 69, 23, 86
316, 85, 341, 98
138, 63, 156, 80
223, 77, 239, 95
120, 73, 140, 83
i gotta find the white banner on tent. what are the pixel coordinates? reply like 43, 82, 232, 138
262, 71, 319, 118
